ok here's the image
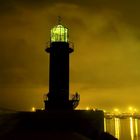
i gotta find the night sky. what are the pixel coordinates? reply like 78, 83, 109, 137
0, 0, 140, 111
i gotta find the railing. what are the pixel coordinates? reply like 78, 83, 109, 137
69, 42, 74, 51
46, 41, 51, 49
43, 93, 48, 101
70, 93, 80, 101
70, 93, 80, 109
46, 41, 74, 52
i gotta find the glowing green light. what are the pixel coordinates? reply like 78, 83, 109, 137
51, 24, 68, 42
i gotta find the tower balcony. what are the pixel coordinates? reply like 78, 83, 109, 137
46, 41, 74, 53
43, 92, 80, 110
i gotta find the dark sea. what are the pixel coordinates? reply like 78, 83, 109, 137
104, 117, 140, 140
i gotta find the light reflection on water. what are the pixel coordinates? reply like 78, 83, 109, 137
104, 118, 107, 132
130, 117, 135, 140
135, 119, 139, 140
114, 118, 120, 139
104, 117, 140, 140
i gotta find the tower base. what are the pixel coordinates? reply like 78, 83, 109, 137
18, 110, 104, 139
44, 99, 79, 110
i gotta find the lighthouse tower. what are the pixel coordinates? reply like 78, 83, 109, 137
44, 21, 80, 110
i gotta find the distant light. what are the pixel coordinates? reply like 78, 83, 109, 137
32, 107, 36, 112
129, 107, 133, 111
128, 107, 134, 114
86, 107, 90, 110
113, 108, 120, 115
114, 108, 119, 112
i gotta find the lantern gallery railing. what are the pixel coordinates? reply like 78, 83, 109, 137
46, 41, 74, 53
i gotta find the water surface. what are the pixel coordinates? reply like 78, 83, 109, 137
104, 117, 140, 140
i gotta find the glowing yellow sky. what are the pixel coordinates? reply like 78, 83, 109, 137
0, 0, 140, 111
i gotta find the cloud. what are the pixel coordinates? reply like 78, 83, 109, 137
0, 38, 49, 88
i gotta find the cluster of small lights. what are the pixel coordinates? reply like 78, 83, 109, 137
103, 106, 139, 114
84, 106, 139, 114
31, 107, 44, 112
31, 106, 139, 113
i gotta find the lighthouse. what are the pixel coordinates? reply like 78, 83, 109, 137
44, 21, 80, 110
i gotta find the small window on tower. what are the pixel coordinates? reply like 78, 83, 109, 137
51, 24, 68, 42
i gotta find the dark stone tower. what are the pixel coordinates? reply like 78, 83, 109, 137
44, 23, 80, 110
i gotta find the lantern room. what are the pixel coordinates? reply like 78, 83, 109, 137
51, 24, 68, 42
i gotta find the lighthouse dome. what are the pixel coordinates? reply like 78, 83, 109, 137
51, 24, 68, 42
